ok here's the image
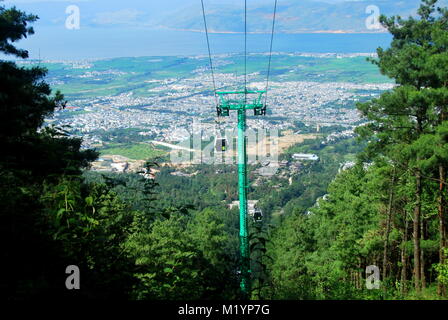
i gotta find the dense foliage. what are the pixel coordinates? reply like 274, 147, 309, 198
2, 0, 448, 300
0, 4, 240, 299
263, 0, 448, 299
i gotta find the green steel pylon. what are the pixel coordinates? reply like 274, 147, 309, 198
216, 89, 267, 298
201, 0, 277, 300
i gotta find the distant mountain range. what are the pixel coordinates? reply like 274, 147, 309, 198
6, 0, 448, 33
156, 0, 448, 33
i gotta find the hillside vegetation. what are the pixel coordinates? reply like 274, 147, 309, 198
1, 0, 448, 300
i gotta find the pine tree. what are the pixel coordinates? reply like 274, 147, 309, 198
357, 0, 448, 295
0, 4, 99, 297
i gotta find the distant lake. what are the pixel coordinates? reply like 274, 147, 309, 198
14, 26, 392, 60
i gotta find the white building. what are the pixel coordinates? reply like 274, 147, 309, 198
292, 153, 319, 161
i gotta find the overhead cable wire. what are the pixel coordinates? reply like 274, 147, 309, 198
201, 0, 218, 108
244, 0, 247, 102
265, 0, 278, 107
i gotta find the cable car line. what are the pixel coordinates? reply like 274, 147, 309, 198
200, 0, 226, 153
200, 0, 218, 108
199, 0, 278, 297
200, 0, 278, 109
265, 0, 278, 107
244, 0, 247, 103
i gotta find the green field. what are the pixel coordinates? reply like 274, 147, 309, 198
19, 54, 391, 100
100, 143, 166, 160
219, 55, 390, 83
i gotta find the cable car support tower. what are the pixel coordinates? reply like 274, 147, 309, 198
201, 0, 277, 298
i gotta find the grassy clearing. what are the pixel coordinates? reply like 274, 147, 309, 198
100, 143, 166, 160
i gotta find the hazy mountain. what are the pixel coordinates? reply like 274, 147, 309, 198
5, 0, 448, 33
157, 0, 448, 33
3, 0, 448, 60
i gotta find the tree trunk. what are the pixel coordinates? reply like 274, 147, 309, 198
438, 164, 447, 297
382, 171, 396, 283
401, 212, 409, 295
420, 217, 426, 289
413, 170, 422, 293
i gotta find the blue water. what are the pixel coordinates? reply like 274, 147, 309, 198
15, 26, 392, 60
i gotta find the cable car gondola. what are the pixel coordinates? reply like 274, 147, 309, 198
254, 208, 263, 222
215, 137, 227, 152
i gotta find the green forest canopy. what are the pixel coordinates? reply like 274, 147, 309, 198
0, 0, 448, 300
